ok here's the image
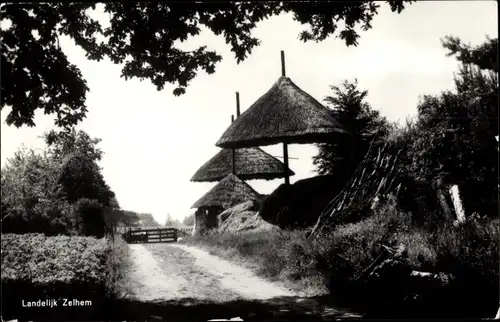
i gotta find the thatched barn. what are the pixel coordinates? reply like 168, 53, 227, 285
191, 174, 260, 235
215, 70, 346, 186
190, 147, 295, 182
216, 76, 346, 149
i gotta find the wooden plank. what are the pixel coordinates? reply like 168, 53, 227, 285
128, 229, 176, 235
123, 227, 179, 244
129, 228, 176, 232
147, 236, 176, 239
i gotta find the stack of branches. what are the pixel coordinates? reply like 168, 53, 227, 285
309, 129, 408, 238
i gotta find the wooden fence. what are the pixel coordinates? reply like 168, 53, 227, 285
177, 227, 193, 236
122, 228, 178, 243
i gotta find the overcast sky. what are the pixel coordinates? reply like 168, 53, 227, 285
1, 1, 498, 224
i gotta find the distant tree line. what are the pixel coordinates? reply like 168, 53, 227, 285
0, 129, 160, 237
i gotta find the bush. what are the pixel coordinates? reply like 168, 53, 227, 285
314, 197, 412, 282
1, 233, 109, 285
314, 199, 499, 317
1, 201, 77, 236
73, 198, 106, 238
430, 216, 499, 316
1, 233, 129, 320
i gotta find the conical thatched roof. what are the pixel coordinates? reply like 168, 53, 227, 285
191, 174, 260, 209
190, 147, 295, 182
216, 76, 346, 149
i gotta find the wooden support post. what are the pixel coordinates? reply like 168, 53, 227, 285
231, 115, 236, 175
281, 50, 286, 77
283, 142, 290, 185
449, 184, 466, 223
236, 92, 241, 117
435, 179, 453, 221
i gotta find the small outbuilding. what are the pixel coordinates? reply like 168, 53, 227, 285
191, 174, 261, 235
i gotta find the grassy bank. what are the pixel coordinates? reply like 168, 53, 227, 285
182, 201, 499, 318
1, 233, 130, 321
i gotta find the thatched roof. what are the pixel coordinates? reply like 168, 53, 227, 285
216, 76, 347, 149
190, 147, 295, 182
191, 174, 260, 209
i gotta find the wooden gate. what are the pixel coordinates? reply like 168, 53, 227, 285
122, 228, 178, 244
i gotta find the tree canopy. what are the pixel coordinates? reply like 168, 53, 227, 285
313, 79, 391, 181
137, 212, 161, 227
183, 212, 195, 226
1, 1, 414, 129
0, 129, 115, 234
408, 35, 498, 217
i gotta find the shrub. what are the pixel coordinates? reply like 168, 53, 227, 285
1, 233, 128, 320
314, 199, 499, 317
1, 201, 76, 236
315, 197, 412, 278
73, 198, 106, 238
430, 216, 499, 316
1, 233, 109, 285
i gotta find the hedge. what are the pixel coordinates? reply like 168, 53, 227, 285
1, 233, 117, 321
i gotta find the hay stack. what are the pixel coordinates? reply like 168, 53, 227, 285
191, 174, 260, 209
217, 200, 278, 233
216, 76, 346, 149
190, 147, 295, 182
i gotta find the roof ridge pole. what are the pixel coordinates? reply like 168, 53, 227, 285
231, 114, 236, 175
281, 50, 289, 184
281, 50, 286, 77
236, 92, 241, 117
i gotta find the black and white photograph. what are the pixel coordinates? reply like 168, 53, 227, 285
1, 1, 498, 321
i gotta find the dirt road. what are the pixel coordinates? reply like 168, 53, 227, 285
120, 242, 362, 320
125, 243, 294, 302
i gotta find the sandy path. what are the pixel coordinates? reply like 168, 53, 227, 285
171, 244, 294, 300
125, 243, 294, 302
126, 244, 190, 301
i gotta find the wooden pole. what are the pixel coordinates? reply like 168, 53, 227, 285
283, 142, 290, 185
236, 92, 241, 117
231, 114, 236, 175
281, 50, 286, 77
281, 51, 289, 184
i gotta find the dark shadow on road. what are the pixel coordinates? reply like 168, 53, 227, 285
6, 295, 364, 321
106, 295, 364, 321
8, 292, 495, 321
